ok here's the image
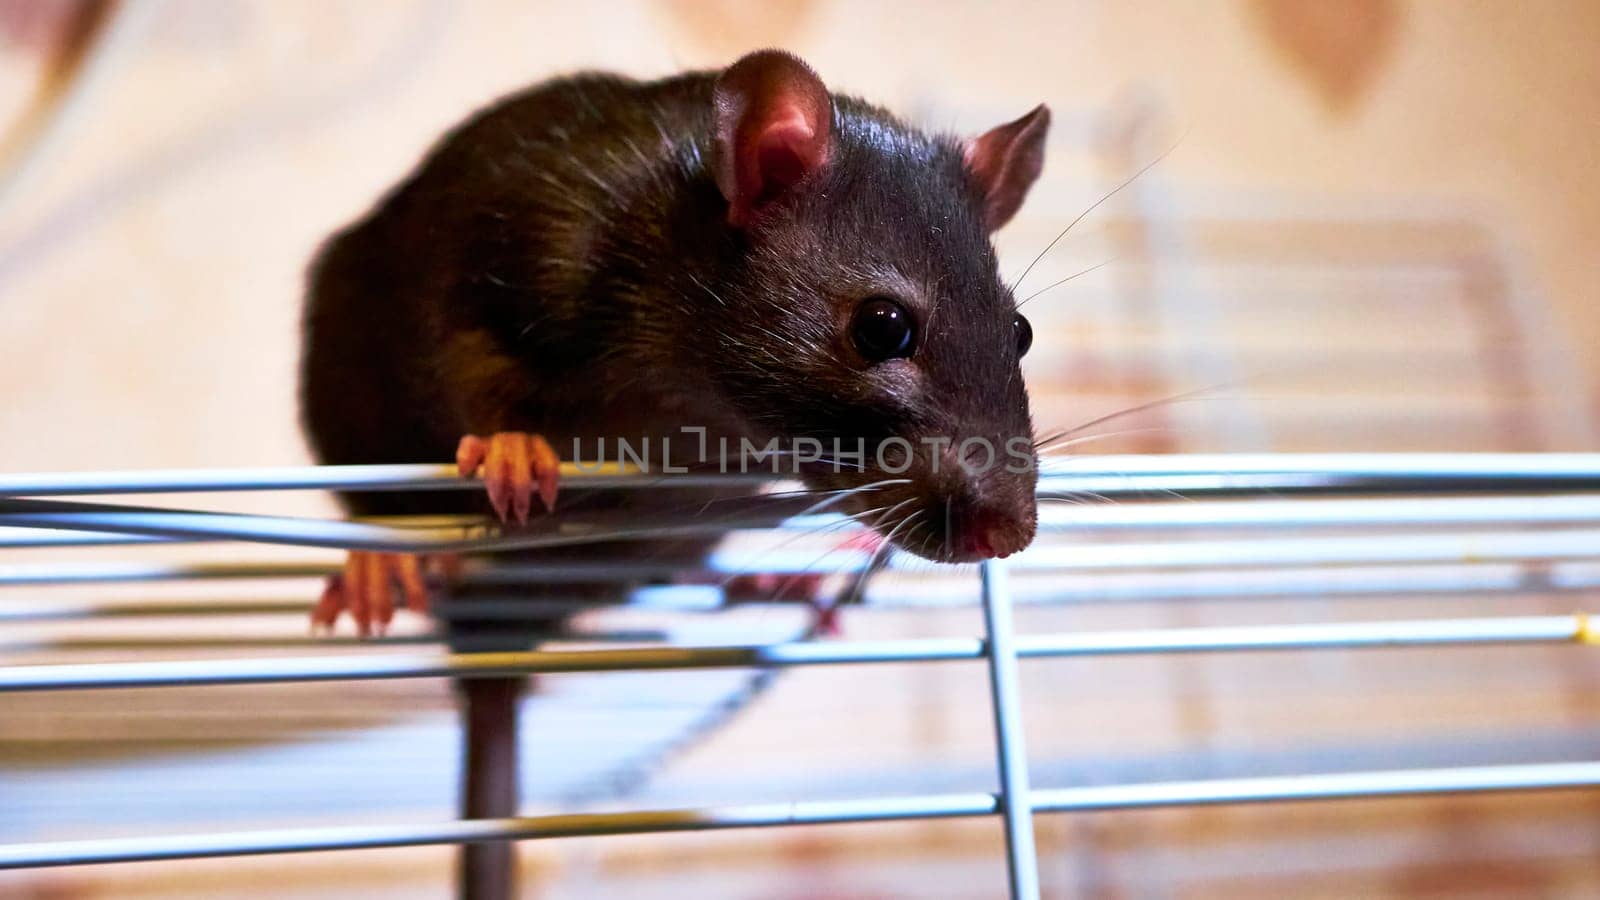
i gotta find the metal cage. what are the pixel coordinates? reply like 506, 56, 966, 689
4, 456, 1600, 899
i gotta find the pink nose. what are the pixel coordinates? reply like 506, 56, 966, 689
968, 533, 1000, 558
962, 517, 1016, 560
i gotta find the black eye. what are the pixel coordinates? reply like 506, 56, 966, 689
1014, 314, 1033, 357
851, 297, 916, 361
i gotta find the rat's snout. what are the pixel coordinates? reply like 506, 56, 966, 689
956, 503, 1035, 560
896, 436, 1038, 564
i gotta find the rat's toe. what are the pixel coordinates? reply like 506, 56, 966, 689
456, 435, 490, 477
396, 554, 430, 614
526, 434, 560, 511
311, 576, 344, 632
343, 552, 372, 636
461, 432, 559, 524
366, 554, 394, 632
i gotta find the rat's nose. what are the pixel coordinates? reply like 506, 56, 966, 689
965, 529, 1000, 559
960, 508, 1031, 560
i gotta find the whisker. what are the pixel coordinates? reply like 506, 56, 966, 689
872, 496, 919, 527
1017, 257, 1116, 308
843, 509, 922, 607
665, 476, 909, 522
1013, 132, 1185, 291
1039, 486, 1119, 505
1038, 493, 1099, 507
730, 511, 880, 603
1033, 426, 1174, 455
785, 478, 912, 514
716, 501, 894, 592
685, 480, 909, 511
1036, 379, 1236, 448
716, 492, 919, 601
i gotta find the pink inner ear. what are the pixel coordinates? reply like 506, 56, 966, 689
965, 104, 1050, 231
714, 50, 834, 227
747, 109, 823, 206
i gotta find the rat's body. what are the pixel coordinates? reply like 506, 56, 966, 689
304, 51, 1046, 561
303, 70, 815, 611
304, 71, 746, 494
300, 50, 1049, 900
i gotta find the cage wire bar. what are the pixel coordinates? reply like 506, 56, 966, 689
5, 457, 1600, 898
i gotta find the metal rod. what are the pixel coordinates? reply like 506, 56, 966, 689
0, 526, 170, 548
0, 614, 1590, 693
0, 561, 335, 586
0, 462, 771, 497
1038, 493, 1600, 530
4, 453, 1600, 499
0, 495, 818, 554
0, 598, 315, 621
883, 563, 1600, 607
6, 560, 1600, 626
4, 762, 1597, 869
1012, 529, 1600, 572
0, 586, 722, 622
980, 559, 1039, 900
8, 526, 1600, 587
1031, 761, 1600, 811
1039, 453, 1600, 479
0, 794, 1000, 869
8, 561, 1600, 623
0, 629, 663, 653
17, 492, 1600, 550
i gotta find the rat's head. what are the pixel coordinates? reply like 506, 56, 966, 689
703, 50, 1048, 563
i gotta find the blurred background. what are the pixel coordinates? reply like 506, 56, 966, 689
2, 1, 1599, 897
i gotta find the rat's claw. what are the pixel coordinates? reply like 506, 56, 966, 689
312, 577, 343, 632
396, 553, 429, 614
345, 551, 372, 636
456, 435, 490, 477
530, 436, 559, 512
365, 552, 393, 634
311, 551, 443, 636
456, 432, 560, 525
503, 434, 536, 524
483, 437, 520, 523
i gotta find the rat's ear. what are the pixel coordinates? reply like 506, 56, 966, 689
713, 49, 834, 228
964, 104, 1050, 231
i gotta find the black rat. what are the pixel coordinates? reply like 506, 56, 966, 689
299, 49, 1047, 899
300, 48, 1046, 631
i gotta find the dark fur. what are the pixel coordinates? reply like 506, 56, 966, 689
301, 66, 1037, 564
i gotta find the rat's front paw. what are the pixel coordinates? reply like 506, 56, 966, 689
455, 432, 560, 525
312, 551, 440, 636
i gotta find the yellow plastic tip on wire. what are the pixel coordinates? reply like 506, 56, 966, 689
1575, 612, 1600, 646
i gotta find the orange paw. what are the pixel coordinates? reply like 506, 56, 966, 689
311, 551, 451, 636
455, 432, 560, 525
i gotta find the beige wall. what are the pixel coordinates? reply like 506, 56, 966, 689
2, 0, 1597, 476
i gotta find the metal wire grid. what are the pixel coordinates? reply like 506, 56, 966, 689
3, 17, 1594, 896
5, 458, 1600, 899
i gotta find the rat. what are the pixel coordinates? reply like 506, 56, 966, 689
300, 49, 1045, 633
298, 49, 1046, 899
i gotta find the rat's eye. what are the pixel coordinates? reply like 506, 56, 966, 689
851, 297, 916, 361
1014, 314, 1033, 357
